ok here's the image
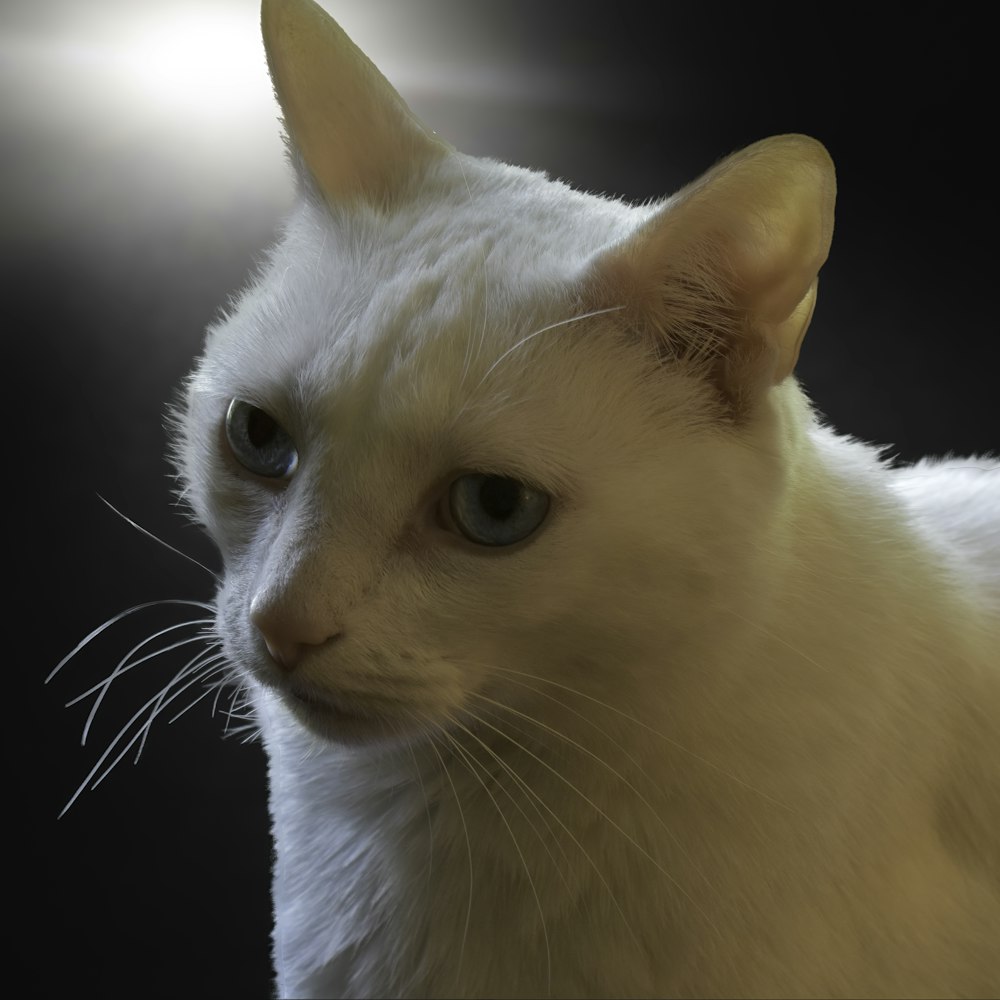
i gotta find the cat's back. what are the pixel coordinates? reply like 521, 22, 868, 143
890, 455, 1000, 612
859, 454, 1000, 999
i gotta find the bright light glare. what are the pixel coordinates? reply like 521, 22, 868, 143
0, 0, 566, 232
114, 4, 270, 120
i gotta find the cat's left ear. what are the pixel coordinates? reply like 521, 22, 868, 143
261, 0, 452, 207
587, 134, 835, 404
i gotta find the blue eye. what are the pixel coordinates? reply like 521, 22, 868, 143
448, 474, 550, 547
225, 399, 298, 479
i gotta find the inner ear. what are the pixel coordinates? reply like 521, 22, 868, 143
586, 135, 836, 413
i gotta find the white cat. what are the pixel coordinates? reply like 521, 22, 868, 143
168, 0, 1000, 996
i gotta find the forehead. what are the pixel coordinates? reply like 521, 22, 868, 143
284, 157, 621, 321
193, 157, 641, 480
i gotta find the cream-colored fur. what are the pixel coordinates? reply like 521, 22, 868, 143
173, 1, 1000, 995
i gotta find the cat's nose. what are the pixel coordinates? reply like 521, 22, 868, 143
250, 598, 339, 673
261, 635, 306, 672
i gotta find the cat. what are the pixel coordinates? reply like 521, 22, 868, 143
104, 0, 1000, 996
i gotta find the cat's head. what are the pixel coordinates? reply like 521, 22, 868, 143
173, 0, 835, 745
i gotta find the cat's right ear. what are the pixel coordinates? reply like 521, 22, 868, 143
261, 0, 452, 208
585, 135, 835, 414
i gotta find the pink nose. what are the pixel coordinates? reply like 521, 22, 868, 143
250, 598, 339, 673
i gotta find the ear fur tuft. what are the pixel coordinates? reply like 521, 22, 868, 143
587, 135, 836, 415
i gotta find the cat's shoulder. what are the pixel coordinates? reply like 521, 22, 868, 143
890, 454, 1000, 536
890, 454, 1000, 608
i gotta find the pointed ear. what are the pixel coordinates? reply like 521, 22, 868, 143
261, 0, 452, 208
589, 135, 835, 407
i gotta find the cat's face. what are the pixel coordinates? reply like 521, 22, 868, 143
176, 158, 738, 745
173, 0, 834, 747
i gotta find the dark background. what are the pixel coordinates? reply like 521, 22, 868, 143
9, 1, 995, 996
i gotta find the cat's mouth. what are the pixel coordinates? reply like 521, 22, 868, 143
281, 682, 403, 745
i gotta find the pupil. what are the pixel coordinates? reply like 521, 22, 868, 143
246, 408, 278, 449
479, 477, 519, 520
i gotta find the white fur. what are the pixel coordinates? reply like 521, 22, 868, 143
174, 11, 1000, 997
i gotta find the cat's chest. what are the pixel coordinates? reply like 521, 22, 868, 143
257, 691, 691, 997
260, 730, 425, 994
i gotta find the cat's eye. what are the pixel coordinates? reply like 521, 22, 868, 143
225, 399, 298, 479
447, 473, 550, 547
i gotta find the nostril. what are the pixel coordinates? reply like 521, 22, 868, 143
262, 636, 304, 673
260, 630, 342, 672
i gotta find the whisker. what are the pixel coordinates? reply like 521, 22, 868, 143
449, 714, 575, 893
96, 493, 220, 581
465, 305, 625, 402
67, 619, 214, 708
487, 663, 794, 813
463, 707, 720, 935
451, 712, 642, 951
404, 734, 435, 898
47, 598, 214, 684
469, 690, 719, 899
58, 657, 218, 818
220, 679, 253, 735
440, 724, 553, 997
477, 670, 645, 782
76, 627, 216, 746
190, 675, 226, 725
97, 659, 222, 786
135, 647, 225, 761
211, 675, 229, 718
421, 723, 474, 994
166, 657, 231, 725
